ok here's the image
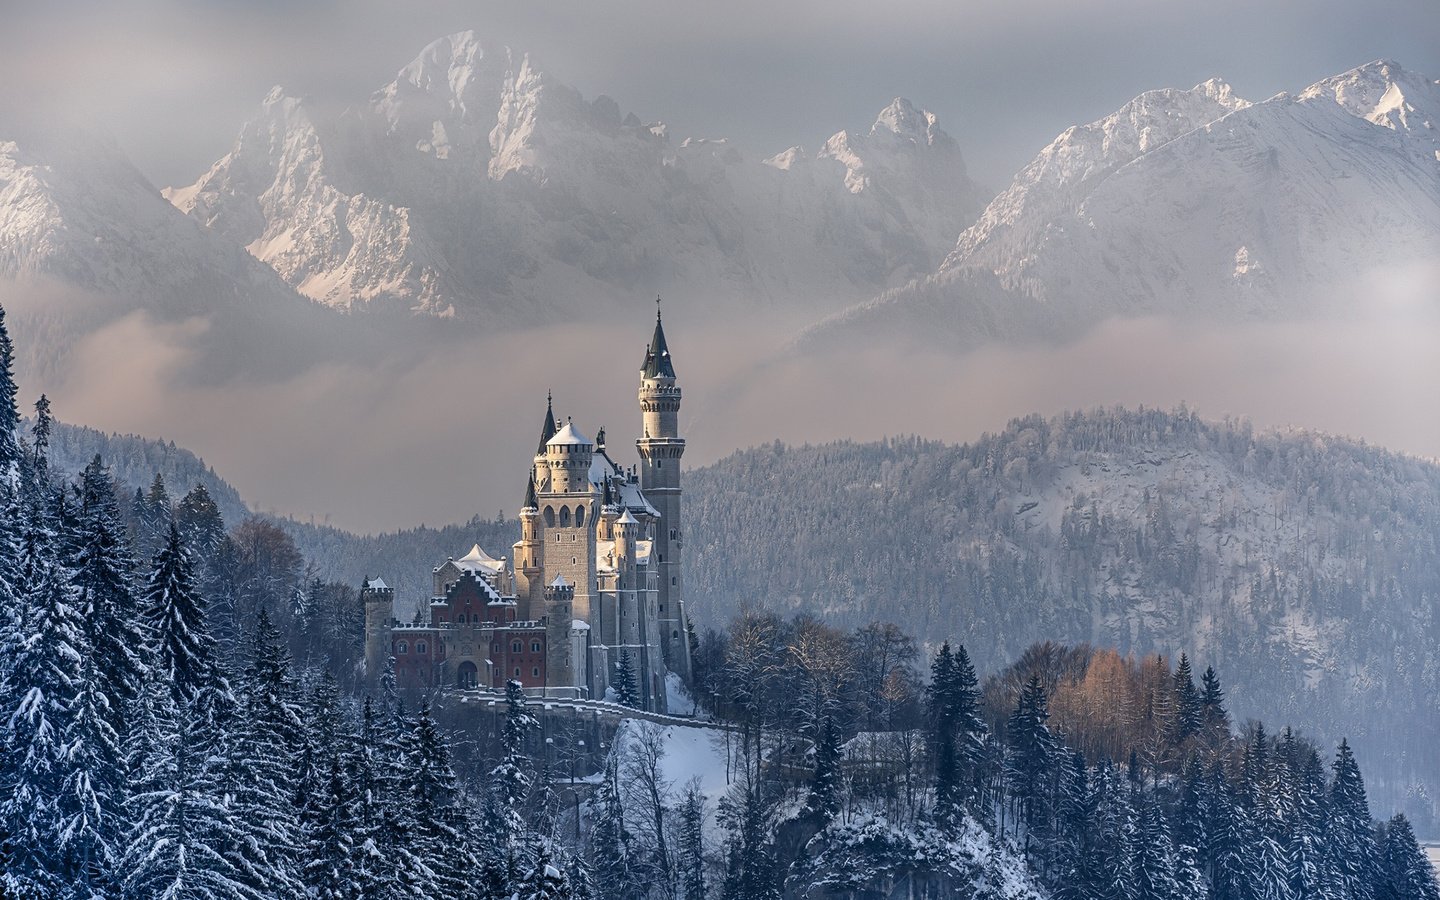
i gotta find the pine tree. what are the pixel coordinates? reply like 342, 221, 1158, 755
72, 456, 147, 734
118, 686, 261, 900
1051, 751, 1102, 900
1376, 813, 1440, 900
1169, 653, 1202, 748
1200, 666, 1229, 745
143, 522, 227, 719
138, 473, 174, 562
398, 701, 466, 897
0, 304, 22, 486
1207, 761, 1255, 900
226, 609, 304, 897
0, 516, 90, 897
615, 650, 641, 708
1328, 739, 1379, 900
1093, 761, 1138, 900
1006, 673, 1058, 853
518, 840, 571, 900
804, 715, 842, 824
175, 484, 226, 565
1286, 749, 1336, 900
925, 642, 959, 818
677, 780, 707, 900
1242, 724, 1290, 900
1132, 795, 1182, 900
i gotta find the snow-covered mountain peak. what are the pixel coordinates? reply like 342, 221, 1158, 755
819, 98, 963, 194
870, 97, 945, 146
1299, 59, 1440, 146
159, 32, 989, 322
939, 77, 1251, 271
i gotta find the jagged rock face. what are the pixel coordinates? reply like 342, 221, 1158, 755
165, 31, 990, 324
0, 129, 302, 313
802, 61, 1440, 350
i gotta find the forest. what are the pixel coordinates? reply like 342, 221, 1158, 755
3, 299, 1437, 898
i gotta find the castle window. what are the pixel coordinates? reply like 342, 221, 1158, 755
396, 640, 408, 654
514, 667, 522, 677
544, 506, 555, 527
457, 613, 466, 624
556, 533, 562, 542
492, 642, 500, 654
416, 641, 427, 655
533, 667, 540, 677
512, 641, 522, 653
660, 604, 664, 612
673, 630, 680, 639
571, 556, 577, 564
560, 506, 572, 527
576, 507, 586, 528
672, 576, 677, 585
531, 641, 541, 653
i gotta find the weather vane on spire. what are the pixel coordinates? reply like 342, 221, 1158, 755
656, 294, 662, 320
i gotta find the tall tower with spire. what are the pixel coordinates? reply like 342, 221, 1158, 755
636, 301, 692, 682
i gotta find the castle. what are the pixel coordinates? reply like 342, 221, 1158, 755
363, 310, 692, 712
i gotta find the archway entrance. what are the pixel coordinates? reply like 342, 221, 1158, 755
457, 661, 478, 689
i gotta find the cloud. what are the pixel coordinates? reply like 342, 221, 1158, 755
20, 282, 1440, 535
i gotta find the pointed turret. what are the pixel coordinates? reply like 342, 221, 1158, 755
641, 302, 677, 379
536, 390, 558, 455
523, 473, 539, 510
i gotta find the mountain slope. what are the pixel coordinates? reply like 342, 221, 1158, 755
684, 408, 1440, 825
167, 30, 990, 324
0, 126, 341, 382
801, 61, 1440, 350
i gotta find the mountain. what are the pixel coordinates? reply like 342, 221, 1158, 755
800, 61, 1440, 350
0, 126, 339, 381
166, 31, 990, 324
685, 408, 1440, 826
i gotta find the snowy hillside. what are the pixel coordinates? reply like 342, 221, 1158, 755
0, 126, 338, 381
166, 31, 990, 323
685, 408, 1440, 825
0, 128, 311, 316
800, 60, 1440, 349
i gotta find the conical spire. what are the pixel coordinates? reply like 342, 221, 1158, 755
523, 472, 538, 510
536, 390, 557, 454
641, 298, 676, 379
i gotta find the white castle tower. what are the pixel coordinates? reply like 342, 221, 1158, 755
636, 304, 693, 681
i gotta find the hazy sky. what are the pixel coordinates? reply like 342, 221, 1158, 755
4, 1, 1439, 533
4, 0, 1438, 189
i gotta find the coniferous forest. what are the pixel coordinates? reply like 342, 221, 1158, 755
0, 290, 1436, 900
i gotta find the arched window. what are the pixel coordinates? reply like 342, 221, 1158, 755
532, 667, 540, 677
673, 630, 680, 639
531, 641, 541, 653
457, 613, 467, 624
512, 641, 522, 653
576, 506, 586, 528
396, 640, 408, 654
560, 506, 572, 527
543, 506, 556, 527
415, 641, 427, 655
514, 667, 522, 677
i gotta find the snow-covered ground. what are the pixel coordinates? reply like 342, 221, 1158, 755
611, 718, 736, 841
